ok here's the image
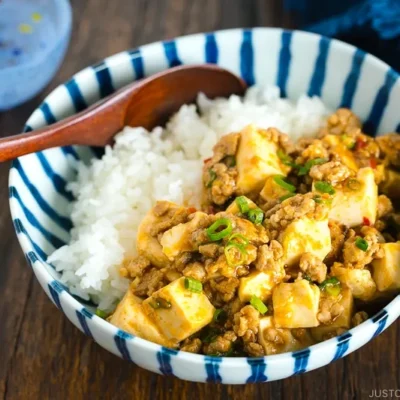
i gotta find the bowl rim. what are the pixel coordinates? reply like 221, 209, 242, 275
9, 26, 400, 368
0, 0, 72, 75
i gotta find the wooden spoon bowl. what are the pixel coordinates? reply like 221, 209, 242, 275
0, 65, 247, 162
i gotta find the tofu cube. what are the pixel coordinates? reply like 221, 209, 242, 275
109, 290, 177, 348
239, 270, 284, 303
161, 212, 207, 260
325, 167, 378, 228
260, 175, 293, 202
372, 242, 400, 292
273, 280, 321, 328
310, 288, 354, 342
226, 196, 258, 215
322, 134, 358, 171
236, 125, 290, 194
142, 277, 215, 342
258, 316, 314, 355
279, 217, 331, 267
331, 264, 376, 301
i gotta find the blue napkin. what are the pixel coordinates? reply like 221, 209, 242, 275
285, 0, 400, 72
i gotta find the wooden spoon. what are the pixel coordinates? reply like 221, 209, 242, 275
0, 64, 247, 162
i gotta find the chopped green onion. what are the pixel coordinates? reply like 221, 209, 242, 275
280, 193, 296, 202
320, 277, 341, 297
250, 295, 268, 314
303, 274, 312, 282
355, 237, 368, 252
314, 181, 335, 195
273, 175, 296, 193
149, 299, 161, 309
157, 298, 172, 309
184, 277, 203, 293
298, 158, 329, 176
228, 233, 249, 247
224, 155, 236, 167
346, 178, 361, 191
277, 149, 295, 167
206, 169, 217, 188
224, 243, 247, 267
95, 309, 108, 319
313, 195, 333, 206
247, 208, 264, 224
320, 277, 340, 288
206, 218, 233, 241
235, 196, 250, 214
341, 135, 356, 150
213, 309, 227, 323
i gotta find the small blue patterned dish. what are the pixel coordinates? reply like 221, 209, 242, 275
9, 28, 400, 383
0, 0, 72, 110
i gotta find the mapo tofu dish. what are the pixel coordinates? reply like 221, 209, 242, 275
110, 109, 400, 357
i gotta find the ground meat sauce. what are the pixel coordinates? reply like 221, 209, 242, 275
111, 108, 400, 357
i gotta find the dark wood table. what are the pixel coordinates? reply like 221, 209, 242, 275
0, 1, 398, 399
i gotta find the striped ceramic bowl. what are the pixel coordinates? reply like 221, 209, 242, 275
9, 28, 400, 384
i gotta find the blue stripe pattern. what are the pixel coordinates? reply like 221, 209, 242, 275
276, 30, 292, 98
205, 356, 222, 383
13, 218, 47, 260
205, 33, 218, 64
93, 61, 115, 98
372, 309, 389, 338
246, 358, 268, 382
65, 79, 87, 112
76, 310, 93, 338
341, 49, 366, 108
163, 41, 181, 68
114, 331, 134, 362
308, 36, 330, 97
128, 49, 144, 79
364, 69, 398, 135
240, 30, 255, 86
157, 347, 178, 376
332, 332, 352, 361
40, 103, 57, 124
27, 251, 38, 264
12, 159, 72, 231
10, 186, 65, 249
61, 146, 79, 160
292, 349, 311, 375
48, 280, 64, 310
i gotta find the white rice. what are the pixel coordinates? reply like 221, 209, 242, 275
48, 86, 329, 309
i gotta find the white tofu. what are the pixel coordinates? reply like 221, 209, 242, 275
279, 217, 331, 267
226, 196, 258, 215
239, 270, 284, 303
310, 288, 354, 342
236, 124, 290, 194
258, 316, 314, 355
273, 280, 321, 328
160, 212, 207, 260
109, 290, 177, 348
372, 242, 400, 292
260, 175, 293, 202
322, 134, 358, 171
142, 277, 215, 342
331, 264, 376, 301
324, 167, 378, 228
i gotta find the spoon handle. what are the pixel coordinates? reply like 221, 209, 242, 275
0, 83, 136, 162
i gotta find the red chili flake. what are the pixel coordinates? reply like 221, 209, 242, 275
369, 157, 377, 169
203, 158, 211, 164
187, 207, 197, 214
363, 217, 371, 226
355, 137, 367, 150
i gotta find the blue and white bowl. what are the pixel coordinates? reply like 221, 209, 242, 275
9, 28, 400, 384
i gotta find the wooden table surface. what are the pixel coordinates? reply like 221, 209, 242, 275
0, 1, 398, 399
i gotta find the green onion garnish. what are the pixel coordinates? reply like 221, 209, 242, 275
313, 195, 332, 206
228, 233, 249, 247
247, 208, 264, 224
224, 243, 247, 267
213, 309, 227, 323
95, 309, 108, 319
303, 274, 312, 282
235, 196, 250, 214
224, 155, 236, 167
157, 298, 172, 309
346, 178, 361, 191
277, 149, 295, 167
355, 237, 368, 252
206, 169, 217, 188
319, 277, 341, 297
250, 295, 268, 314
341, 135, 356, 150
314, 181, 335, 195
206, 218, 233, 241
280, 193, 296, 202
273, 175, 296, 193
184, 277, 203, 293
298, 158, 329, 176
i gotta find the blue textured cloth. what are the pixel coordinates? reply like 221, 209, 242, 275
285, 0, 400, 72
